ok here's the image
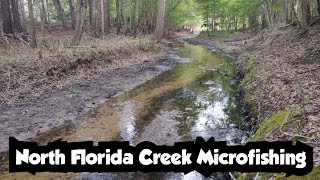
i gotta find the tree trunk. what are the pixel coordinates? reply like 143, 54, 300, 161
123, 0, 128, 34
317, 0, 320, 16
100, 0, 104, 37
27, 0, 36, 48
71, 0, 87, 46
0, 1, 2, 28
42, 0, 48, 23
19, 0, 27, 33
116, 0, 121, 34
262, 0, 273, 29
132, 0, 139, 35
10, 0, 24, 34
46, 0, 51, 31
105, 0, 110, 33
285, 0, 290, 24
1, 0, 13, 34
53, 0, 66, 29
301, 0, 311, 31
88, 0, 92, 25
91, 0, 97, 36
69, 0, 76, 29
96, 0, 101, 35
262, 4, 271, 29
39, 0, 46, 35
154, 0, 165, 40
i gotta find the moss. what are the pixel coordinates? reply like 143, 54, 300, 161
237, 173, 247, 180
237, 168, 320, 180
251, 110, 292, 141
240, 56, 259, 110
275, 168, 320, 180
240, 57, 256, 86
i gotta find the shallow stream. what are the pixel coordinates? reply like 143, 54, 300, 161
81, 43, 248, 179
4, 43, 248, 180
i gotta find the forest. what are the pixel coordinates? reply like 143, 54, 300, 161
0, 0, 320, 179
1, 0, 319, 46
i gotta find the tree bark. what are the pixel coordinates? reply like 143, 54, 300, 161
0, 1, 2, 28
88, 0, 92, 25
105, 0, 110, 33
116, 0, 121, 34
69, 0, 76, 29
53, 0, 66, 29
39, 0, 46, 35
27, 0, 36, 48
46, 0, 51, 31
96, 0, 101, 32
1, 0, 13, 34
91, 0, 97, 36
100, 0, 105, 37
123, 0, 128, 34
155, 0, 165, 40
285, 0, 290, 24
317, 0, 320, 16
43, 0, 48, 23
10, 0, 24, 34
71, 0, 87, 46
301, 0, 311, 31
262, 4, 271, 29
132, 0, 139, 35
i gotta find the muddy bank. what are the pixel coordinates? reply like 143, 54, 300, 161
0, 37, 164, 105
184, 26, 320, 179
0, 54, 179, 153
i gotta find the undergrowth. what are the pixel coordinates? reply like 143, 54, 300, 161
0, 36, 165, 104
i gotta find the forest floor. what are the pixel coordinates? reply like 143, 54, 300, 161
0, 30, 178, 155
184, 24, 320, 178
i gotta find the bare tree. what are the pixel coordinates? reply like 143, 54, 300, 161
1, 0, 13, 34
301, 0, 311, 31
155, 0, 165, 40
39, 0, 46, 35
105, 0, 110, 33
116, 0, 121, 34
69, 0, 76, 29
27, 0, 36, 48
134, 0, 139, 27
11, 0, 24, 34
123, 0, 128, 34
91, 0, 97, 36
262, 4, 271, 29
317, 0, 320, 16
285, 0, 291, 24
46, 0, 52, 31
53, 0, 66, 29
100, 0, 105, 37
71, 0, 87, 46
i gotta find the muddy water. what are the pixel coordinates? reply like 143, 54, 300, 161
2, 44, 248, 180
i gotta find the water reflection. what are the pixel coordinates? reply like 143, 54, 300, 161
119, 101, 137, 143
84, 43, 248, 180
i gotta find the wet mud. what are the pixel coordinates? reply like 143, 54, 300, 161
1, 43, 248, 180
